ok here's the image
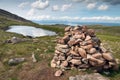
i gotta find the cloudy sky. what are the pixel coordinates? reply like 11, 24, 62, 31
0, 0, 120, 22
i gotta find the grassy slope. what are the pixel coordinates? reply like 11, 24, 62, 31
0, 16, 120, 80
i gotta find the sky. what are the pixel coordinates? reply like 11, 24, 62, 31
0, 0, 120, 23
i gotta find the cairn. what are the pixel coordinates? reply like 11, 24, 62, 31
51, 25, 119, 76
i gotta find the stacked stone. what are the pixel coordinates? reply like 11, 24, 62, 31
51, 25, 118, 77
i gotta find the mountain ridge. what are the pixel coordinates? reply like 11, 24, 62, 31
0, 9, 30, 22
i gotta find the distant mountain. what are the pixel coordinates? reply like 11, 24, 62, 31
33, 20, 120, 26
0, 9, 31, 22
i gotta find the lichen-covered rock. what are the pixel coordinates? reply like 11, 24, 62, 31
8, 58, 25, 65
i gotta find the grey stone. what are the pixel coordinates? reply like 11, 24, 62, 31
8, 58, 25, 65
72, 73, 110, 80
5, 37, 26, 44
32, 53, 37, 62
11, 37, 22, 44
69, 76, 76, 80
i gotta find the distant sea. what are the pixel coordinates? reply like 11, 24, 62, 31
33, 20, 120, 26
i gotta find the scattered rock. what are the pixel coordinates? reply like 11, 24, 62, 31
54, 70, 63, 77
8, 58, 25, 65
5, 36, 27, 44
32, 53, 37, 63
11, 37, 22, 44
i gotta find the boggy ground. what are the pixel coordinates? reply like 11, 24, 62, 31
0, 24, 120, 80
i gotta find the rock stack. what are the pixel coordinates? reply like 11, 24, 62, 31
51, 25, 119, 76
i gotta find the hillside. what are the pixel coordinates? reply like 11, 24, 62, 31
0, 8, 38, 30
0, 9, 30, 22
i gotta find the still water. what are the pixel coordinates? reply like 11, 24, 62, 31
6, 26, 57, 38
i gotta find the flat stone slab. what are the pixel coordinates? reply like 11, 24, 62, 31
69, 73, 110, 80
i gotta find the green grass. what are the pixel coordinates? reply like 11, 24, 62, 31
0, 16, 120, 80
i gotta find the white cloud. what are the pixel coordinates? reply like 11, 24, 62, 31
18, 2, 29, 8
27, 15, 51, 20
52, 5, 59, 11
98, 4, 109, 10
72, 0, 84, 2
52, 4, 72, 11
26, 15, 120, 22
87, 3, 96, 10
31, 0, 49, 10
71, 0, 95, 3
81, 16, 120, 21
61, 4, 72, 11
27, 8, 35, 16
